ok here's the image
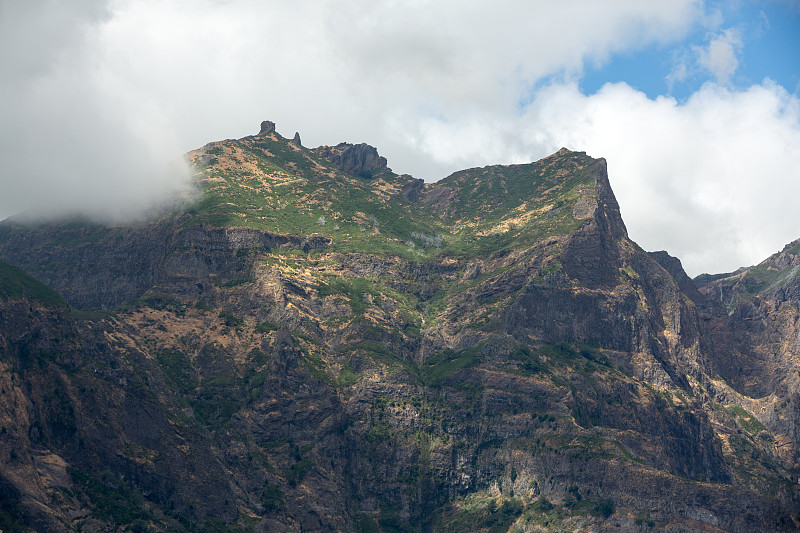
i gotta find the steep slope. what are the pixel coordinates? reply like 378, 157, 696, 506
0, 262, 261, 532
698, 240, 800, 468
0, 122, 797, 532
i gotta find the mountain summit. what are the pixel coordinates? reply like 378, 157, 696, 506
0, 121, 797, 532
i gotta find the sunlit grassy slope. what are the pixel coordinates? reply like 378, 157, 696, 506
185, 133, 600, 259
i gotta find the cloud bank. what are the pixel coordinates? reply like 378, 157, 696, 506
2, 0, 799, 274
0, 0, 192, 222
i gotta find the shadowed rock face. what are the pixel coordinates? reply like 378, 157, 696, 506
649, 250, 705, 305
697, 239, 800, 467
558, 158, 626, 289
401, 177, 424, 202
315, 142, 388, 177
0, 221, 330, 309
0, 139, 798, 532
258, 120, 276, 136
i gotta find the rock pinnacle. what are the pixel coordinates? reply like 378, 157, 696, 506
258, 120, 276, 136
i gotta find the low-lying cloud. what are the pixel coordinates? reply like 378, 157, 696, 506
0, 0, 191, 222
2, 63, 192, 222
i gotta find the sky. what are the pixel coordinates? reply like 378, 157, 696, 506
1, 0, 799, 275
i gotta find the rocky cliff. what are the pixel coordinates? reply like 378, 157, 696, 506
697, 240, 800, 469
0, 122, 797, 532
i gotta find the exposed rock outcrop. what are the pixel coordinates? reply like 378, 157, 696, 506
650, 250, 705, 304
315, 142, 388, 177
698, 239, 800, 466
401, 177, 424, 202
0, 221, 330, 309
258, 120, 276, 136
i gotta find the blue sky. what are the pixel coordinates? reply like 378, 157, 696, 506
1, 0, 799, 275
582, 1, 800, 101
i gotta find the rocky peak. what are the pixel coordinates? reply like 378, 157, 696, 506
649, 250, 705, 304
699, 238, 800, 308
258, 120, 276, 136
590, 157, 627, 241
558, 157, 629, 288
315, 142, 388, 178
291, 132, 302, 146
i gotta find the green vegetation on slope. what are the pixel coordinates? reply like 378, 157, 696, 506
185, 135, 601, 261
436, 151, 599, 259
186, 134, 443, 258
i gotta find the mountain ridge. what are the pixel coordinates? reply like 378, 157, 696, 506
0, 121, 797, 532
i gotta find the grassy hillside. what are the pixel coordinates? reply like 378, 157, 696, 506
185, 134, 601, 264
185, 133, 440, 258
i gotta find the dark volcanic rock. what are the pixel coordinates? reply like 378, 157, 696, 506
258, 120, 276, 136
0, 220, 330, 309
421, 185, 456, 214
316, 142, 388, 177
560, 158, 626, 289
649, 250, 705, 304
401, 177, 424, 202
0, 220, 171, 309
698, 238, 800, 467
0, 296, 239, 531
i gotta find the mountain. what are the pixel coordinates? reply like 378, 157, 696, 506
0, 122, 797, 532
696, 240, 800, 466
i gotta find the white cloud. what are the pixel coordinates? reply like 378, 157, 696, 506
395, 79, 800, 275
0, 0, 191, 222
0, 0, 109, 82
4, 0, 800, 276
666, 27, 743, 91
0, 0, 702, 222
526, 81, 800, 275
695, 28, 742, 85
757, 10, 771, 35
666, 60, 689, 90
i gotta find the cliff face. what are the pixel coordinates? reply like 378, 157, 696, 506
697, 240, 800, 468
0, 125, 798, 532
0, 221, 330, 310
